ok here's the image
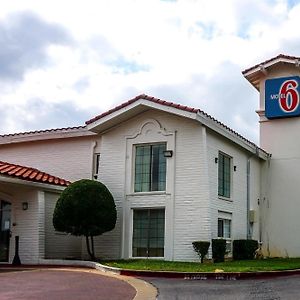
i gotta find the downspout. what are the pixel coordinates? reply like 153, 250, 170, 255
171, 130, 177, 260
246, 157, 251, 240
246, 146, 259, 240
259, 153, 272, 250
247, 148, 270, 251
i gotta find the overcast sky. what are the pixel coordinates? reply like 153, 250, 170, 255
0, 0, 300, 143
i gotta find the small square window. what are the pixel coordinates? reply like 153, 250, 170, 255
218, 218, 231, 239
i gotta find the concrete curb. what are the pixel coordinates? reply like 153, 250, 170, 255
119, 268, 300, 280
55, 259, 300, 280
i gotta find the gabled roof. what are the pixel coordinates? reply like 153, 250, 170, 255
242, 54, 300, 90
0, 161, 70, 187
85, 94, 198, 125
86, 94, 269, 159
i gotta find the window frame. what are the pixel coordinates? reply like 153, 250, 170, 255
93, 153, 100, 180
134, 142, 167, 193
132, 208, 165, 258
218, 218, 231, 239
218, 216, 232, 254
218, 151, 232, 199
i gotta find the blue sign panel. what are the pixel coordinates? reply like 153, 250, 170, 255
265, 76, 300, 119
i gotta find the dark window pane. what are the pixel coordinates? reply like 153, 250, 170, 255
218, 153, 231, 198
218, 219, 223, 237
132, 209, 165, 257
134, 143, 166, 192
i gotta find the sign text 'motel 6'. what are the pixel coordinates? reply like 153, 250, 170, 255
265, 76, 300, 119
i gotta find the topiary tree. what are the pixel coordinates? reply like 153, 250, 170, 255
192, 241, 210, 263
53, 179, 117, 261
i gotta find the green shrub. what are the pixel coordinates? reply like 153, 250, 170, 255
53, 179, 117, 260
233, 239, 258, 260
212, 239, 226, 263
192, 241, 210, 263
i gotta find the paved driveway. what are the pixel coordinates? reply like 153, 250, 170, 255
146, 275, 300, 299
0, 269, 136, 300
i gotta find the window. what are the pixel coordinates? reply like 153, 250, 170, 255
134, 143, 166, 192
93, 153, 100, 179
218, 152, 231, 198
218, 218, 231, 239
218, 216, 232, 254
132, 209, 165, 257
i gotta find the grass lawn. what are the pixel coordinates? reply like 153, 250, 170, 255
102, 258, 300, 272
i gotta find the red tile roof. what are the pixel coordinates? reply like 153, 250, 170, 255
0, 161, 70, 187
0, 126, 86, 138
85, 94, 198, 125
85, 94, 269, 155
242, 54, 300, 75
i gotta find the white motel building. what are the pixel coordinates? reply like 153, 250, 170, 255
0, 54, 299, 264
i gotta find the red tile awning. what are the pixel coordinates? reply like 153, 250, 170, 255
0, 161, 70, 187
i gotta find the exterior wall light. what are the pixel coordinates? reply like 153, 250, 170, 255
22, 202, 28, 211
215, 157, 218, 163
163, 150, 173, 158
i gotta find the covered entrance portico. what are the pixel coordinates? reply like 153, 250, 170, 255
0, 161, 72, 264
0, 179, 65, 264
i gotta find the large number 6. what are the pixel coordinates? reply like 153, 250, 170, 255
279, 80, 299, 112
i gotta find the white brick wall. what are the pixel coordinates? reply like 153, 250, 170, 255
207, 130, 261, 247
44, 192, 82, 259
0, 136, 95, 182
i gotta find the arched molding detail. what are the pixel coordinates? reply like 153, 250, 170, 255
127, 118, 173, 141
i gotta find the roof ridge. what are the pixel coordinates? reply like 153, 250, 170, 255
85, 94, 199, 125
0, 125, 86, 138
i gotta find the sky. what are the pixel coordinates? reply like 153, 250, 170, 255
1, 0, 300, 143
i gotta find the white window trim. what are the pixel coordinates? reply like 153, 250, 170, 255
218, 151, 233, 200
133, 142, 167, 193
93, 153, 100, 180
218, 211, 232, 255
130, 207, 166, 259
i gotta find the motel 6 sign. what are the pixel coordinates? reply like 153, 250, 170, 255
265, 76, 300, 119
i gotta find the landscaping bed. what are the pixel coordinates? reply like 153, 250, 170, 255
103, 258, 300, 273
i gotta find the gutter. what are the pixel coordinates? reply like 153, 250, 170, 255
0, 175, 66, 192
246, 157, 251, 239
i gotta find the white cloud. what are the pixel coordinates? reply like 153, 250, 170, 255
0, 0, 300, 144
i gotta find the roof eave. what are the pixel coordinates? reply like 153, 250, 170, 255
0, 127, 95, 145
0, 175, 67, 191
196, 112, 269, 160
243, 56, 300, 90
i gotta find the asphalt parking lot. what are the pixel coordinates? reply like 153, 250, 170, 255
0, 269, 137, 300
146, 275, 300, 299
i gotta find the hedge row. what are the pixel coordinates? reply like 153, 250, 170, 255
192, 239, 258, 263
